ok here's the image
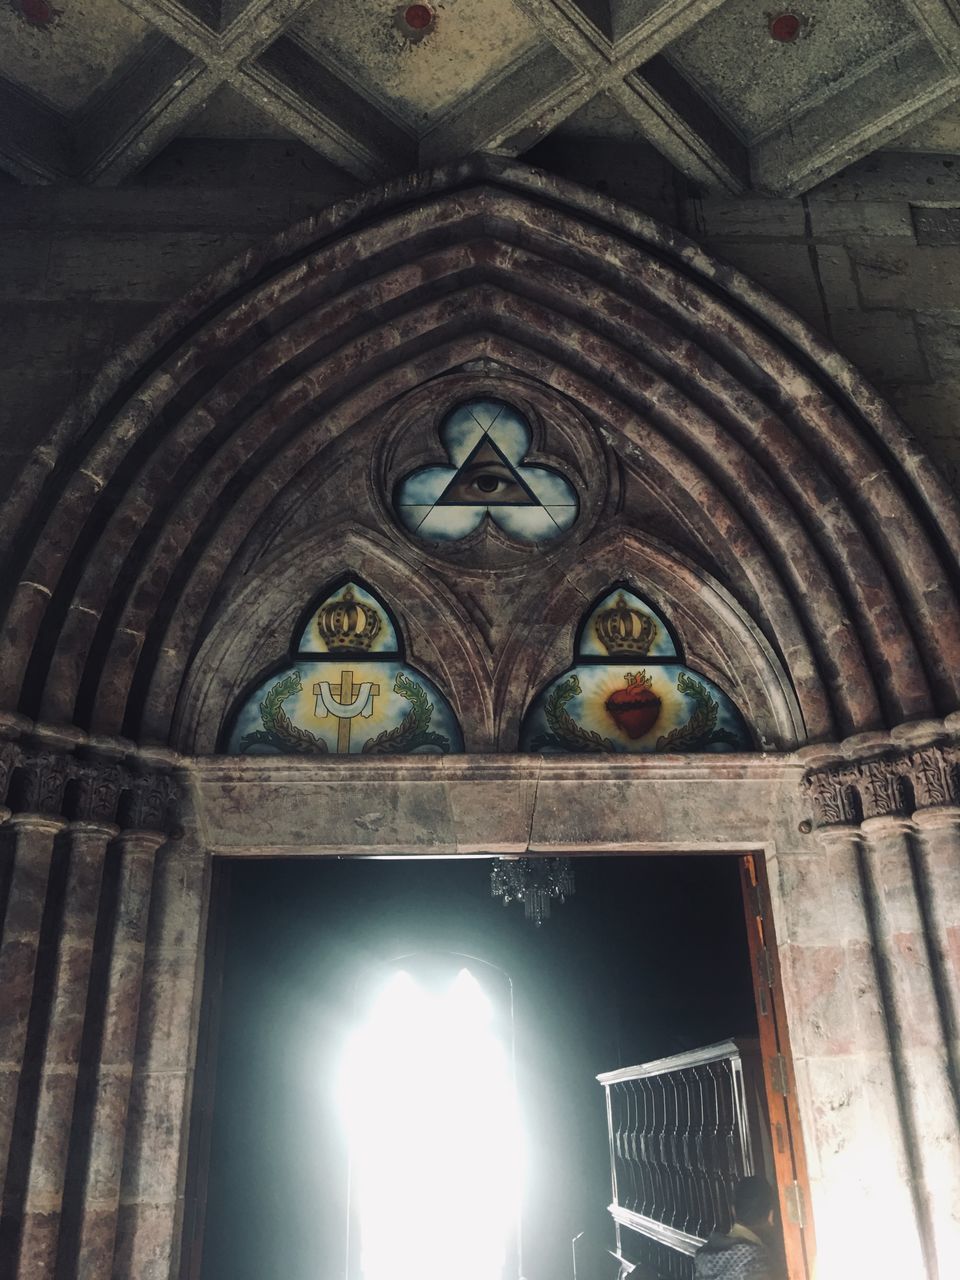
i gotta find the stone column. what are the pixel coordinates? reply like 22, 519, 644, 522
860, 814, 960, 1278
786, 823, 927, 1280
113, 838, 209, 1280
13, 819, 117, 1279
75, 829, 165, 1280
0, 814, 65, 1193
911, 806, 960, 1086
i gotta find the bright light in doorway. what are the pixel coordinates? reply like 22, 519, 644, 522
340, 969, 523, 1280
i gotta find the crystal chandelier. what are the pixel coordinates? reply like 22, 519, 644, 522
490, 857, 575, 926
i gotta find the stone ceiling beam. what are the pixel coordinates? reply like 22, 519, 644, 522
234, 40, 416, 180
0, 78, 72, 184
611, 0, 731, 66
612, 61, 749, 193
753, 39, 960, 196
117, 0, 218, 58
92, 0, 388, 182
435, 0, 739, 190
76, 41, 211, 185
420, 48, 590, 165
512, 0, 613, 61
900, 0, 960, 65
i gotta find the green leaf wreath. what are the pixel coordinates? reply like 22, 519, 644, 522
238, 670, 327, 754
361, 672, 450, 754
530, 673, 616, 753
655, 672, 741, 751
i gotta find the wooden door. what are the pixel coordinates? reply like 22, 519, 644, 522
739, 854, 816, 1280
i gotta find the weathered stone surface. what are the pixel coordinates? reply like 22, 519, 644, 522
853, 243, 960, 310
704, 239, 827, 329
828, 309, 925, 385
43, 233, 260, 303
807, 199, 914, 241
914, 311, 960, 376
691, 195, 805, 239
112, 1202, 180, 1280
888, 383, 960, 491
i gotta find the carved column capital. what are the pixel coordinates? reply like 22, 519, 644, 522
856, 757, 905, 820
908, 745, 958, 809
0, 731, 184, 836
802, 731, 960, 831
124, 771, 181, 835
801, 763, 865, 825
26, 749, 70, 817
73, 762, 126, 827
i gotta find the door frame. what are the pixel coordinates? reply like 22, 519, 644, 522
178, 751, 816, 1280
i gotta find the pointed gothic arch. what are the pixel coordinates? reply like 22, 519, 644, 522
0, 159, 956, 751
2, 161, 960, 1280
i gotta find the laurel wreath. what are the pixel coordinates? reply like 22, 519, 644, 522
530, 673, 616, 753
361, 672, 450, 754
238, 670, 327, 754
655, 672, 741, 750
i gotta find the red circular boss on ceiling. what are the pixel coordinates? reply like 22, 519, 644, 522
770, 12, 802, 42
403, 4, 434, 30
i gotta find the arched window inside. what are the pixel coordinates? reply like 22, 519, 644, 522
223, 579, 463, 755
519, 585, 752, 753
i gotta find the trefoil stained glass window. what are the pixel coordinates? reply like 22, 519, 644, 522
394, 399, 578, 543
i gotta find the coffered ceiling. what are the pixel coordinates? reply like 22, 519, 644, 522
3, 0, 960, 193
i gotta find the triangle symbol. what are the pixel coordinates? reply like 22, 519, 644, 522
435, 434, 540, 507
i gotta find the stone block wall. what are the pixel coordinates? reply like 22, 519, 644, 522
0, 142, 361, 498
534, 140, 960, 496
1, 138, 959, 498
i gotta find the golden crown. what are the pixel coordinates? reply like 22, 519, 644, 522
316, 587, 382, 652
594, 593, 658, 657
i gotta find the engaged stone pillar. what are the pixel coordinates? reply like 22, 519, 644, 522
75, 829, 164, 1280
113, 839, 209, 1280
13, 819, 116, 1279
912, 806, 960, 1083
860, 814, 960, 1277
796, 824, 927, 1280
0, 814, 65, 1193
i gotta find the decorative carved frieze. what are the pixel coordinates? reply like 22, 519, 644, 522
802, 740, 960, 828
0, 736, 181, 835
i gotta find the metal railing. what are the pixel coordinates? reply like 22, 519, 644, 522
597, 1040, 765, 1280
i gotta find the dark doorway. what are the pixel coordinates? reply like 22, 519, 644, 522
190, 854, 758, 1280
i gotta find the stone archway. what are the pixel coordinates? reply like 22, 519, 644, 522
1, 159, 959, 1280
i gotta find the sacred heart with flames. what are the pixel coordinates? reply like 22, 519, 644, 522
604, 670, 662, 739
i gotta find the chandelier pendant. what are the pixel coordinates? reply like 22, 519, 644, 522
490, 857, 575, 926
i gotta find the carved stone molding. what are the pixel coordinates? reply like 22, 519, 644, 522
0, 732, 182, 835
802, 739, 960, 828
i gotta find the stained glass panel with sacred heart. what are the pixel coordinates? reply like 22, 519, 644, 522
519, 586, 751, 754
224, 580, 463, 755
